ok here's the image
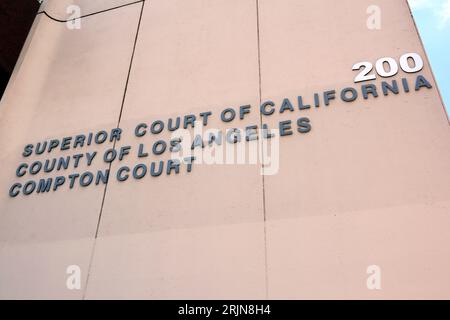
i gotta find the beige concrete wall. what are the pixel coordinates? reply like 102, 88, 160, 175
0, 0, 449, 299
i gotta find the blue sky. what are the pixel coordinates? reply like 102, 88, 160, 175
408, 0, 450, 116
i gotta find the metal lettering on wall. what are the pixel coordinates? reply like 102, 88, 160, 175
8, 52, 433, 197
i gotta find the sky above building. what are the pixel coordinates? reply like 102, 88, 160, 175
408, 0, 450, 116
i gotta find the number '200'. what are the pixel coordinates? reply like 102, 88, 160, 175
352, 53, 424, 83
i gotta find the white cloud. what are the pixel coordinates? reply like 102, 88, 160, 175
438, 0, 450, 28
408, 0, 450, 29
408, 0, 434, 10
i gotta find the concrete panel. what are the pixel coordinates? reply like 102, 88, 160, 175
84, 0, 267, 299
258, 0, 450, 298
39, 0, 140, 20
0, 4, 142, 298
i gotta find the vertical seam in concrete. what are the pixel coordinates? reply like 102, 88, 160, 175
116, 1, 146, 127
82, 0, 146, 299
256, 0, 269, 299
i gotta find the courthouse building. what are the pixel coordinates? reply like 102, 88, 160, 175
0, 0, 449, 299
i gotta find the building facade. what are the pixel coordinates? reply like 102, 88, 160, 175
0, 0, 449, 299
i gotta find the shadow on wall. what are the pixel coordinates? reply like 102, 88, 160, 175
0, 0, 40, 100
